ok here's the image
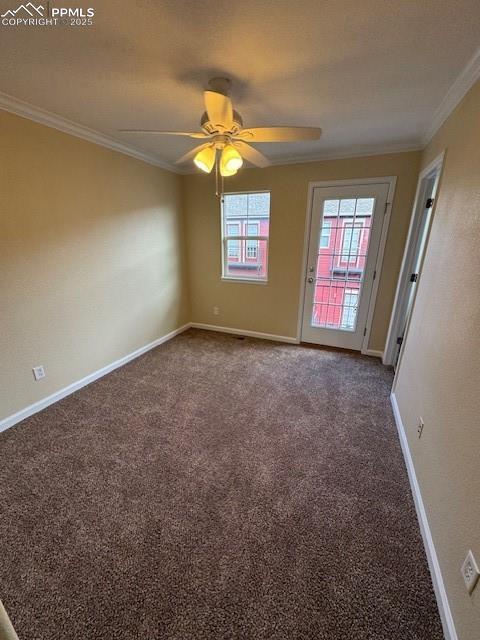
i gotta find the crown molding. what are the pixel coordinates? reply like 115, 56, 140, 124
267, 142, 423, 167
422, 46, 480, 146
0, 91, 179, 173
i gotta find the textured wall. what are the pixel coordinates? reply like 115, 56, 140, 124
0, 111, 189, 420
182, 151, 421, 350
394, 79, 480, 640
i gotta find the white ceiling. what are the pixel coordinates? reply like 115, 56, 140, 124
1, 0, 479, 170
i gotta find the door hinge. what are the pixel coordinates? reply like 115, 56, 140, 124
373, 269, 377, 281
410, 273, 418, 283
384, 202, 390, 214
426, 198, 434, 209
396, 336, 403, 346
363, 327, 367, 337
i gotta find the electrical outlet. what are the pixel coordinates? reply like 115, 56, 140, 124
417, 418, 424, 438
32, 366, 46, 381
461, 550, 480, 594
213, 306, 220, 316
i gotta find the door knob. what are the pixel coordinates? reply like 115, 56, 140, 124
307, 277, 314, 283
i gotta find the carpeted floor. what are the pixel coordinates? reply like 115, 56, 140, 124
0, 329, 443, 639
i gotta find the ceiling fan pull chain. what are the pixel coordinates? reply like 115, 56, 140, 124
215, 157, 219, 198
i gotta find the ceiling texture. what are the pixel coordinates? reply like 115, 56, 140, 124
0, 0, 479, 171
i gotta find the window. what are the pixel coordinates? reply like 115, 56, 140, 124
340, 289, 359, 330
341, 221, 362, 263
320, 220, 331, 248
246, 223, 259, 259
221, 192, 270, 281
226, 223, 240, 257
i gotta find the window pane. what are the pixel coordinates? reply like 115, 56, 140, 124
226, 239, 240, 259
339, 199, 356, 216
224, 240, 268, 279
227, 223, 239, 236
323, 200, 339, 216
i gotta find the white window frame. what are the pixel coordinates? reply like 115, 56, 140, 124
221, 191, 270, 284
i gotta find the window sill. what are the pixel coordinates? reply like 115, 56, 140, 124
221, 277, 268, 285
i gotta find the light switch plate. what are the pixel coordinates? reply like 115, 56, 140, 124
461, 550, 480, 594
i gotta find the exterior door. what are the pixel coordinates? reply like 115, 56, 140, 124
301, 182, 390, 350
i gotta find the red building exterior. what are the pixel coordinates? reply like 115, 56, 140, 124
312, 198, 373, 330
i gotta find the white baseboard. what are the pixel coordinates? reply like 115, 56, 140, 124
363, 349, 383, 359
189, 322, 299, 344
390, 392, 457, 640
0, 323, 191, 434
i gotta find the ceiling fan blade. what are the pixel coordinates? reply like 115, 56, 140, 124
204, 91, 234, 130
175, 143, 212, 165
119, 130, 209, 138
235, 126, 321, 142
234, 141, 270, 168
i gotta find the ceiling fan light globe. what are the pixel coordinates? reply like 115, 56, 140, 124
194, 146, 215, 173
221, 144, 243, 174
219, 165, 237, 177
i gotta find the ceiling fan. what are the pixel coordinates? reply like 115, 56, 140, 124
119, 78, 321, 178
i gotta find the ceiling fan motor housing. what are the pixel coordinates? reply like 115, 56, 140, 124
200, 109, 243, 135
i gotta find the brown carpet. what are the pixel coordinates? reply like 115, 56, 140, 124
0, 329, 443, 639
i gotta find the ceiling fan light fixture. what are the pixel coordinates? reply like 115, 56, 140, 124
219, 164, 238, 177
220, 144, 243, 174
194, 145, 216, 173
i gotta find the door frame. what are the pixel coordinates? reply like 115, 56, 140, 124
383, 152, 445, 366
297, 176, 397, 355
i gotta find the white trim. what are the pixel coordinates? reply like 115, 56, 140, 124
190, 323, 298, 344
384, 152, 445, 366
390, 392, 458, 640
297, 176, 397, 354
220, 277, 268, 285
268, 143, 423, 167
0, 324, 191, 434
364, 349, 383, 359
0, 91, 178, 173
423, 46, 480, 145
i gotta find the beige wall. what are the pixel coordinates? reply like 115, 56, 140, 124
182, 151, 420, 350
394, 80, 480, 640
0, 110, 189, 421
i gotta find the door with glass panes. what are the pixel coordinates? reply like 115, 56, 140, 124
301, 183, 389, 350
